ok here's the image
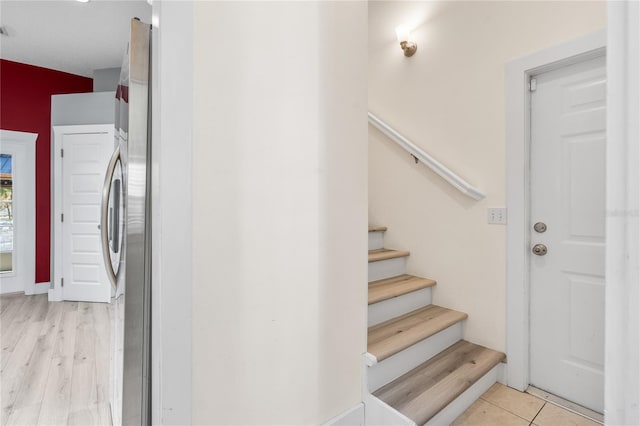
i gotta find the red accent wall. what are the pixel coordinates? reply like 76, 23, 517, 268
0, 60, 93, 284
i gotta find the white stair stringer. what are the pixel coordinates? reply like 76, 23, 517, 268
366, 323, 463, 392
368, 257, 406, 282
364, 394, 414, 426
368, 287, 432, 327
368, 230, 385, 251
425, 364, 503, 426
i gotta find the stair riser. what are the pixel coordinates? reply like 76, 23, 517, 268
425, 364, 502, 426
367, 324, 463, 392
368, 287, 432, 327
368, 231, 385, 250
369, 258, 406, 282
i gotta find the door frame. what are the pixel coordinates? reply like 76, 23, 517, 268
0, 130, 37, 295
505, 30, 606, 392
605, 2, 640, 422
50, 124, 114, 302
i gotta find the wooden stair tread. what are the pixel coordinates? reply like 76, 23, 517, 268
368, 249, 410, 263
369, 274, 437, 304
373, 340, 506, 425
368, 226, 387, 232
368, 305, 467, 362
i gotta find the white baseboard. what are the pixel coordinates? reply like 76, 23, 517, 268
0, 286, 21, 295
2, 281, 50, 295
323, 403, 365, 426
1, 278, 23, 294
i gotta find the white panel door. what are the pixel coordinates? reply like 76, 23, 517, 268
529, 55, 606, 413
62, 131, 113, 302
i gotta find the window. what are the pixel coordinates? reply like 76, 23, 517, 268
0, 154, 13, 273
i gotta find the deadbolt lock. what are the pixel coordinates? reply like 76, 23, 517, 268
532, 244, 548, 256
533, 222, 547, 233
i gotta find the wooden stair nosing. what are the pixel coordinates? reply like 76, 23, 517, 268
373, 340, 506, 425
367, 305, 467, 362
368, 249, 410, 263
368, 274, 437, 305
368, 226, 387, 232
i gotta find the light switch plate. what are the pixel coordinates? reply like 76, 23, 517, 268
488, 208, 507, 224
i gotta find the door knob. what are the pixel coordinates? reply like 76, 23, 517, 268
532, 244, 548, 256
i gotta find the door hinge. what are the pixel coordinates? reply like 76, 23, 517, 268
61, 213, 64, 222
61, 278, 64, 287
61, 148, 64, 158
529, 78, 537, 92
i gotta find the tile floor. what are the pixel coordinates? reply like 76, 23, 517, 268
453, 384, 601, 426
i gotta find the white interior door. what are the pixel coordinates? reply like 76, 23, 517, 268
62, 131, 113, 302
529, 55, 606, 413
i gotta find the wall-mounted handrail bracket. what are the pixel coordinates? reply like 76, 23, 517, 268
368, 112, 486, 201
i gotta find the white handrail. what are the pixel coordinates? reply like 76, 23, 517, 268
368, 112, 486, 201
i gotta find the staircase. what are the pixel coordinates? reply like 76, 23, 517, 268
365, 226, 505, 426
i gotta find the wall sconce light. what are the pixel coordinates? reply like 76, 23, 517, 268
395, 25, 417, 57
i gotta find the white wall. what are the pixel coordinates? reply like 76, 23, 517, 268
192, 2, 367, 424
51, 92, 115, 126
369, 1, 606, 352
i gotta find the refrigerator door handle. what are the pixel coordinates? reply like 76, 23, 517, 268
112, 179, 121, 254
101, 146, 121, 292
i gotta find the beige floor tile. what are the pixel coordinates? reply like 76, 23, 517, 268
453, 399, 530, 426
481, 383, 545, 421
533, 403, 601, 426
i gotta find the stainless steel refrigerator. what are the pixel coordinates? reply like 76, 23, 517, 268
101, 18, 152, 426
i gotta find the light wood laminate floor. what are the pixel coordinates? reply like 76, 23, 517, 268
1, 293, 112, 426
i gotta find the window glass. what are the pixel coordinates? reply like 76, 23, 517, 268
0, 154, 13, 273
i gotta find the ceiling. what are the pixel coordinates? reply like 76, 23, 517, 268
0, 0, 152, 78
